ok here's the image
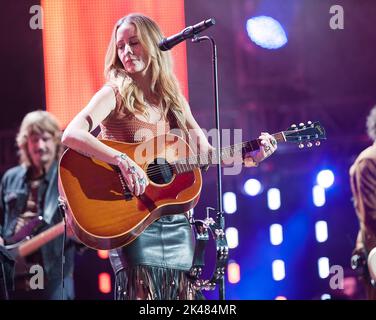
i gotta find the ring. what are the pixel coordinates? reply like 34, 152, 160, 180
129, 165, 137, 174
116, 153, 128, 166
138, 177, 146, 185
271, 139, 277, 147
264, 145, 271, 152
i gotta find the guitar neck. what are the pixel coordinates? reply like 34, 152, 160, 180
172, 131, 286, 173
17, 221, 65, 258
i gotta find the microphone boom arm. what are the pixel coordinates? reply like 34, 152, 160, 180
158, 18, 215, 51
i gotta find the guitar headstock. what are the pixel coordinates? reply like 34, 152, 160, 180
283, 121, 326, 148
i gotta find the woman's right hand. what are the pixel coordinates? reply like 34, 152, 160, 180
116, 154, 149, 196
0, 236, 4, 246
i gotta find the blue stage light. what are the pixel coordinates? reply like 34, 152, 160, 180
318, 257, 330, 279
223, 192, 237, 214
316, 169, 335, 189
244, 178, 262, 196
313, 185, 326, 207
315, 220, 328, 243
270, 223, 283, 245
267, 188, 281, 210
246, 16, 288, 49
272, 259, 285, 281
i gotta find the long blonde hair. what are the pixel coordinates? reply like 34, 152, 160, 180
104, 13, 188, 134
16, 110, 62, 166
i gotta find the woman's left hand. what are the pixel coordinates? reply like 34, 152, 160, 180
244, 132, 277, 167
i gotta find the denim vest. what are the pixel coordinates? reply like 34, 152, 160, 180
0, 162, 76, 299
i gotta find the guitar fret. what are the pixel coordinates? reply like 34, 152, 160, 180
173, 140, 258, 172
171, 125, 323, 172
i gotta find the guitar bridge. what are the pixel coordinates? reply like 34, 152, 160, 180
114, 167, 133, 201
123, 190, 133, 201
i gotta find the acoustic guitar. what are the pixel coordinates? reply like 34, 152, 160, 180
58, 121, 326, 250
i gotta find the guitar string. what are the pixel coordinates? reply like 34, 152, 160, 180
117, 129, 314, 177
144, 129, 294, 176
144, 129, 319, 176
115, 129, 319, 180
141, 140, 256, 176
144, 148, 238, 176
117, 134, 265, 178
142, 145, 254, 179
138, 144, 248, 179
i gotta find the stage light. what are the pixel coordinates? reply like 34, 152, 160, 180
270, 223, 283, 245
272, 259, 285, 281
228, 261, 241, 284
321, 293, 331, 300
318, 257, 330, 279
246, 16, 288, 49
223, 192, 237, 214
315, 221, 328, 243
275, 296, 287, 300
98, 272, 112, 294
267, 188, 281, 210
316, 170, 335, 189
313, 185, 326, 207
226, 227, 239, 249
97, 250, 109, 259
244, 178, 262, 196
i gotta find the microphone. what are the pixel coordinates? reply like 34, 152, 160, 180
158, 18, 216, 51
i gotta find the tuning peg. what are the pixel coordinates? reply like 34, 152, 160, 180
299, 122, 305, 128
290, 124, 297, 130
298, 143, 304, 149
315, 141, 321, 146
307, 142, 313, 147
307, 121, 312, 126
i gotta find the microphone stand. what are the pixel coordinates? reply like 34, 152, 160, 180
192, 35, 226, 300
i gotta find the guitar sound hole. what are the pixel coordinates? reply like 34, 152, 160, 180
146, 158, 174, 185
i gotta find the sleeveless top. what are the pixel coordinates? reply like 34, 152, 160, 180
99, 83, 179, 141
101, 84, 195, 274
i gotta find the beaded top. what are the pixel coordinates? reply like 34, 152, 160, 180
99, 84, 175, 143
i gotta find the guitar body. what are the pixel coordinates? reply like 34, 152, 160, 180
58, 134, 202, 250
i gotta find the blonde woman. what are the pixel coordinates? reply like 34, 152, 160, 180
62, 13, 277, 300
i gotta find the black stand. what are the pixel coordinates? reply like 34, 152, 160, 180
58, 196, 67, 300
192, 35, 226, 300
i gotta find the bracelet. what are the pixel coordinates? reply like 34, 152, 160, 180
116, 153, 128, 166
